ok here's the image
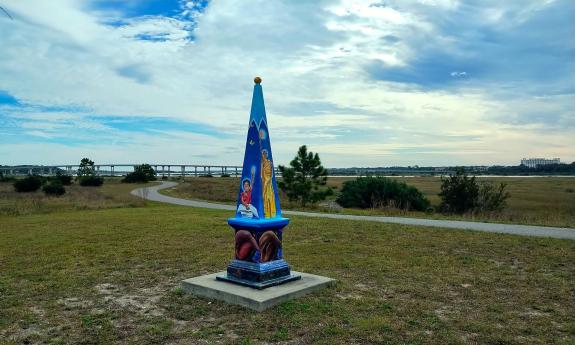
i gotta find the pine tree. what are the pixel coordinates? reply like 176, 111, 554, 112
77, 158, 96, 177
278, 145, 332, 207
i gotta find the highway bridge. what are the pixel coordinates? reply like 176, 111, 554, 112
0, 164, 253, 177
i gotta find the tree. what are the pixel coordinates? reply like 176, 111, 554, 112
77, 158, 96, 177
122, 164, 157, 183
278, 145, 332, 207
76, 157, 104, 186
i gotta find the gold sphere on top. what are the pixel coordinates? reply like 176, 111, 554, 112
254, 76, 262, 84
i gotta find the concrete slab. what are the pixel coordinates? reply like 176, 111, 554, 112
181, 271, 335, 311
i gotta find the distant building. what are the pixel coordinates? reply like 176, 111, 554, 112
520, 158, 560, 168
470, 166, 489, 172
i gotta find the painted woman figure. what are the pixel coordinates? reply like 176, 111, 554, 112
261, 149, 276, 218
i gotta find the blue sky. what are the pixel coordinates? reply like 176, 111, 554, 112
0, 0, 573, 167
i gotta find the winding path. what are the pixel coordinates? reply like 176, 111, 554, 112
131, 181, 575, 240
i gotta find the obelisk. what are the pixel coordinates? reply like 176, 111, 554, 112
216, 77, 301, 289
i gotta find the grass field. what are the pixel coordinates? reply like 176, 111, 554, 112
0, 182, 574, 344
162, 176, 575, 227
0, 179, 150, 216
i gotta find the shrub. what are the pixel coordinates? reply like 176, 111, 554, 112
13, 175, 44, 192
122, 164, 157, 183
439, 168, 479, 214
42, 181, 66, 196
336, 177, 430, 211
221, 174, 231, 178
53, 171, 73, 185
278, 145, 332, 207
439, 168, 510, 214
477, 181, 510, 213
78, 175, 104, 187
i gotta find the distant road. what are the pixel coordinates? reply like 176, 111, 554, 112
131, 181, 575, 241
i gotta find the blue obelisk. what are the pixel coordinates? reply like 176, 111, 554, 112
216, 77, 301, 289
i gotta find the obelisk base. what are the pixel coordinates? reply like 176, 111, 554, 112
216, 259, 301, 289
182, 271, 334, 311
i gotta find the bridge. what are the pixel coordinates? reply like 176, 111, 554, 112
0, 164, 450, 178
0, 164, 255, 177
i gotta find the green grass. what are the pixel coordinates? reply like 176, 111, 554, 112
162, 176, 575, 227
1, 197, 574, 344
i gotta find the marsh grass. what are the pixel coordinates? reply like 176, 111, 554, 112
163, 176, 575, 227
0, 205, 574, 344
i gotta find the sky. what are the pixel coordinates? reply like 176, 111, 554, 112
0, 0, 573, 168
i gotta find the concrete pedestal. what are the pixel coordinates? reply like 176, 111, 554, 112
181, 271, 334, 311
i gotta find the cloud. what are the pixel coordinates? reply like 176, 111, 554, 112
0, 0, 573, 167
450, 71, 467, 78
116, 64, 152, 83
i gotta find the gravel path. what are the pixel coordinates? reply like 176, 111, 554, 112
131, 181, 575, 240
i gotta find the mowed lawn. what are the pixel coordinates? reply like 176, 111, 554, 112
163, 176, 575, 227
0, 183, 574, 344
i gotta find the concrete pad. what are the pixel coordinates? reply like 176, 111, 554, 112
181, 271, 335, 311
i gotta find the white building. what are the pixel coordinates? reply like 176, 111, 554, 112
520, 158, 560, 168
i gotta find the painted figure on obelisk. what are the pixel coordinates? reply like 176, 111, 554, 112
216, 77, 300, 289
261, 149, 277, 218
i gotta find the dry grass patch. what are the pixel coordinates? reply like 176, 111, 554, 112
0, 179, 151, 216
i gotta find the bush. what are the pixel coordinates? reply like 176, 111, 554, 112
439, 168, 509, 214
336, 177, 430, 211
78, 175, 104, 187
439, 168, 478, 214
122, 164, 157, 183
42, 181, 66, 196
53, 171, 73, 185
13, 175, 44, 192
221, 174, 231, 178
476, 181, 510, 213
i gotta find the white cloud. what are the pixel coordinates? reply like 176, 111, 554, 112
0, 0, 573, 166
450, 71, 467, 77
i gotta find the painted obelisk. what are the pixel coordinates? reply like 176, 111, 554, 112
216, 77, 300, 289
